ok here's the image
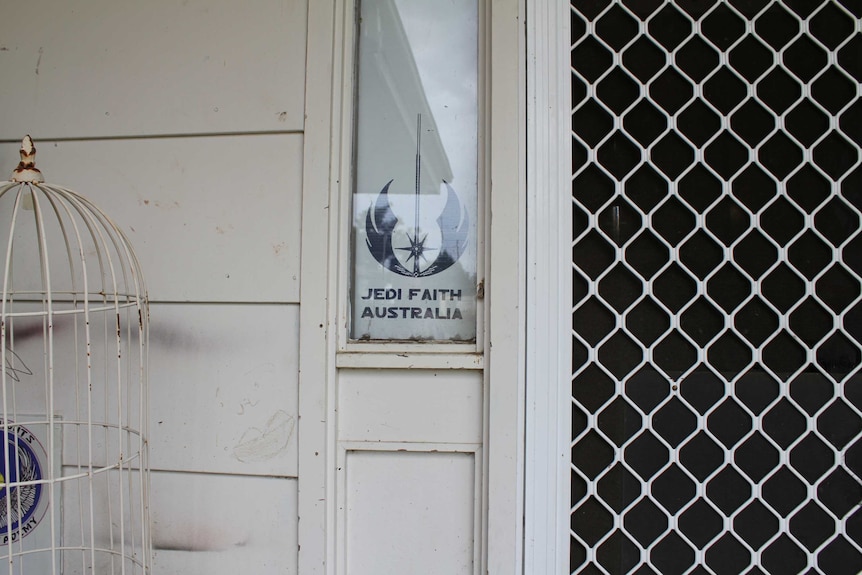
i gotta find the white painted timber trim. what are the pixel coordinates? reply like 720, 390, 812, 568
298, 0, 340, 573
524, 0, 572, 574
335, 352, 484, 370
485, 0, 527, 574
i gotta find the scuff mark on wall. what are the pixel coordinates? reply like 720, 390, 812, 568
146, 320, 222, 352
232, 410, 294, 463
236, 397, 259, 415
139, 199, 181, 210
151, 524, 247, 553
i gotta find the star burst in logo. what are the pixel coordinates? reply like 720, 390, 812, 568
397, 232, 437, 268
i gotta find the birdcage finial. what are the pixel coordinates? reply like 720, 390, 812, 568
11, 135, 45, 183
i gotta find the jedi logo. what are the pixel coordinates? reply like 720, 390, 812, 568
364, 114, 469, 277
0, 422, 47, 544
365, 180, 468, 277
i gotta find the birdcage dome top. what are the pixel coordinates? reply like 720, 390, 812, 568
1, 136, 147, 320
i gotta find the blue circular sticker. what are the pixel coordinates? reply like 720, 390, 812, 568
0, 423, 47, 543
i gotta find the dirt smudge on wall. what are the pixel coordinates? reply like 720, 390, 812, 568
232, 410, 295, 463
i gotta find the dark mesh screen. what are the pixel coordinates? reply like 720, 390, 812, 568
570, 1, 861, 573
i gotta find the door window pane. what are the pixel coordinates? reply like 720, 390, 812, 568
351, 0, 479, 342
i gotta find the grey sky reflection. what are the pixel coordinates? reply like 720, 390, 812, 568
351, 0, 479, 341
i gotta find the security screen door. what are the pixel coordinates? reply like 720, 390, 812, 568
569, 1, 860, 574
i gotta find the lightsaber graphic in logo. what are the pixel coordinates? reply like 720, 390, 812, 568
365, 114, 469, 277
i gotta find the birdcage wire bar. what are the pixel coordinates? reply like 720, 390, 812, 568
0, 139, 150, 575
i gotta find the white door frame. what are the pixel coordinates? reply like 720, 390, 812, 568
296, 0, 340, 571
524, 0, 572, 573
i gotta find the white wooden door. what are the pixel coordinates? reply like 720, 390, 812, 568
298, 1, 525, 574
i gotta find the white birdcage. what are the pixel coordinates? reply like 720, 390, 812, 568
0, 137, 150, 574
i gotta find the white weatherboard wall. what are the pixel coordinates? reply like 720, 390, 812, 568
1, 0, 307, 572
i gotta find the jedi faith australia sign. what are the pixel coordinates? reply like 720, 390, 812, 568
350, 0, 478, 342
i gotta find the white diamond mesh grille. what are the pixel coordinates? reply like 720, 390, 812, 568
569, 1, 861, 573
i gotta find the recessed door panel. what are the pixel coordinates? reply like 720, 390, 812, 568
345, 450, 475, 575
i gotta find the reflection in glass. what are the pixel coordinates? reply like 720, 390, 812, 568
350, 0, 478, 341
